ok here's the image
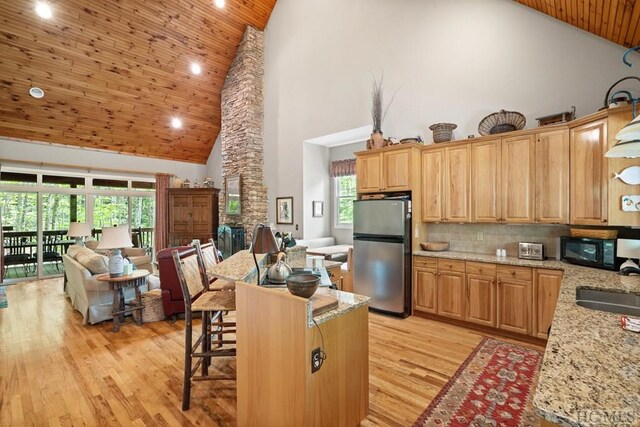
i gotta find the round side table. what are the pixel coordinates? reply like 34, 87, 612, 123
96, 269, 150, 332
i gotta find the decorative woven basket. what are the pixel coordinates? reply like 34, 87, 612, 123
141, 289, 165, 322
569, 228, 618, 239
429, 123, 457, 143
420, 241, 449, 251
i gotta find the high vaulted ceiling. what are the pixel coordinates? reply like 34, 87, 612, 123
516, 0, 640, 48
0, 0, 276, 164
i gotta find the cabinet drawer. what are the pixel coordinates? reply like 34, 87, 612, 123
413, 257, 437, 269
437, 259, 465, 273
497, 265, 532, 281
326, 265, 341, 281
466, 262, 496, 276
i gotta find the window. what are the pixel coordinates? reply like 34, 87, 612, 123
335, 175, 356, 226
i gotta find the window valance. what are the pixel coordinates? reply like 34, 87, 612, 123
330, 159, 356, 177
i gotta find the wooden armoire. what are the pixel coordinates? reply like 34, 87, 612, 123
168, 188, 220, 246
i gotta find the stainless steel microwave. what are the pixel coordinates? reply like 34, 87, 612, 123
560, 236, 617, 270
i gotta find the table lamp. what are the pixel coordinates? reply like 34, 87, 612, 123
97, 225, 133, 277
67, 222, 91, 246
251, 223, 279, 285
617, 239, 640, 275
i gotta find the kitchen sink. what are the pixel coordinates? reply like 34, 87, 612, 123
576, 288, 640, 316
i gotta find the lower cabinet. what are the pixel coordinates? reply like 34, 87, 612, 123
532, 269, 563, 339
465, 274, 496, 327
413, 256, 561, 340
496, 275, 532, 335
414, 267, 437, 313
437, 271, 466, 320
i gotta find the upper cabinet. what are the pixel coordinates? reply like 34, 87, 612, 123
421, 145, 470, 222
570, 119, 608, 225
471, 139, 501, 222
501, 135, 535, 223
356, 147, 412, 193
535, 130, 570, 224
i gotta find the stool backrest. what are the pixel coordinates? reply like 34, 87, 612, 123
172, 249, 205, 305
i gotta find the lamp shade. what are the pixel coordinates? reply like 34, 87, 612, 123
617, 239, 640, 259
97, 225, 133, 250
251, 225, 279, 254
615, 114, 640, 141
67, 222, 91, 237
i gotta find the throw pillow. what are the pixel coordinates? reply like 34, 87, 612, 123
75, 251, 109, 275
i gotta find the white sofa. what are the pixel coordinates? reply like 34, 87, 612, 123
63, 245, 160, 325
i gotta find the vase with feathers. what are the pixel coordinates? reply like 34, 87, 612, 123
367, 74, 397, 150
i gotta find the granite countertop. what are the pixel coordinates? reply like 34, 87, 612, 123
414, 250, 640, 427
208, 250, 369, 328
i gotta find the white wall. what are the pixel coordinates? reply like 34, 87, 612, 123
205, 136, 224, 189
0, 138, 207, 181
263, 0, 632, 236
302, 143, 331, 239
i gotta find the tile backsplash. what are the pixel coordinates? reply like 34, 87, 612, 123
423, 224, 571, 259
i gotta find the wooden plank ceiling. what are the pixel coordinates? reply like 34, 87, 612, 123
0, 0, 276, 164
515, 0, 640, 48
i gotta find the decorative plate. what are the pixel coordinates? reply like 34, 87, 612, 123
478, 110, 526, 136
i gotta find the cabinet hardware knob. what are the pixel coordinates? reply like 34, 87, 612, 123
601, 219, 607, 222
511, 270, 516, 275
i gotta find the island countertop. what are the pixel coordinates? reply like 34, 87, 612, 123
208, 249, 368, 327
414, 250, 640, 426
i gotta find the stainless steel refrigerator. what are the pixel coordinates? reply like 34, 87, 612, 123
353, 198, 411, 317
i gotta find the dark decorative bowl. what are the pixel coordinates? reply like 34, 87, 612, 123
286, 274, 320, 298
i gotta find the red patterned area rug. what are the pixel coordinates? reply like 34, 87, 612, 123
413, 337, 543, 427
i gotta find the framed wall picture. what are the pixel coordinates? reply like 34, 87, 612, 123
312, 201, 324, 218
276, 197, 294, 224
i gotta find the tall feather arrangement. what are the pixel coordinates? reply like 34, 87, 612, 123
371, 74, 398, 133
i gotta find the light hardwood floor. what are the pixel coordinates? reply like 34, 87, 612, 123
0, 279, 544, 426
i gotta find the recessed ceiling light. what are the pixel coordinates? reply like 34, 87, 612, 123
29, 87, 45, 98
171, 117, 183, 129
190, 62, 202, 75
35, 2, 53, 19
214, 0, 225, 8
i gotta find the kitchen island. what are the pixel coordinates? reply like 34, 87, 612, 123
208, 249, 370, 426
413, 250, 640, 427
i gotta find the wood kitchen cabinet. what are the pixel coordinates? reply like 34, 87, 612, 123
535, 130, 570, 224
445, 145, 471, 222
532, 269, 563, 339
465, 262, 496, 327
168, 188, 219, 247
501, 135, 535, 223
570, 119, 608, 225
496, 266, 532, 335
471, 139, 501, 222
414, 267, 437, 314
355, 147, 412, 193
436, 259, 466, 320
421, 149, 444, 222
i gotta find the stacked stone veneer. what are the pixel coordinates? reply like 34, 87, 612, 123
219, 26, 267, 244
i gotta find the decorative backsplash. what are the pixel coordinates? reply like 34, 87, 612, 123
424, 224, 571, 259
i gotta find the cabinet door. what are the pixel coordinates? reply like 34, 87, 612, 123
191, 195, 213, 236
466, 274, 496, 327
501, 135, 535, 223
471, 140, 501, 222
382, 150, 411, 191
356, 153, 382, 193
437, 271, 465, 320
570, 119, 608, 225
497, 277, 531, 335
444, 145, 470, 222
421, 149, 444, 222
533, 269, 563, 339
536, 130, 569, 224
414, 268, 437, 313
169, 195, 192, 234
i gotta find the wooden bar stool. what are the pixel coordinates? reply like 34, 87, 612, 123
172, 248, 236, 411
